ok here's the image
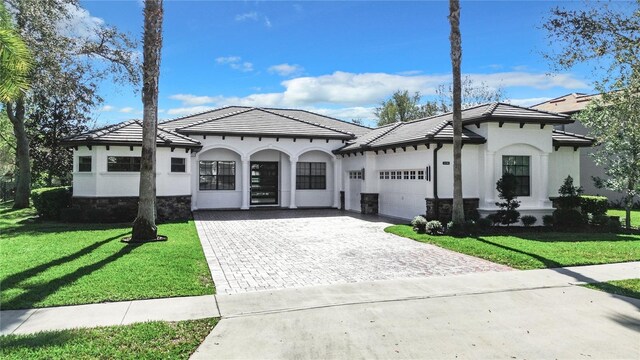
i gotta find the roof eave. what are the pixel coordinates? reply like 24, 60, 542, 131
176, 130, 353, 140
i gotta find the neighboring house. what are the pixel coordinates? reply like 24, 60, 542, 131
62, 103, 592, 222
531, 93, 623, 202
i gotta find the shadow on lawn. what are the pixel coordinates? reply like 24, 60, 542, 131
2, 236, 145, 310
511, 232, 640, 243
0, 329, 75, 349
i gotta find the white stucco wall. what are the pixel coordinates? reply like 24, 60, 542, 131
549, 147, 581, 197
73, 145, 192, 197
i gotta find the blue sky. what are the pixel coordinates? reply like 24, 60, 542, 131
78, 0, 605, 127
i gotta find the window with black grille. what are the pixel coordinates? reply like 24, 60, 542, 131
78, 156, 92, 172
502, 155, 530, 196
199, 161, 235, 190
296, 162, 326, 189
107, 156, 140, 172
171, 158, 186, 173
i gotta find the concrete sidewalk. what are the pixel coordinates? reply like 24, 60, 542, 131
193, 262, 640, 359
1, 295, 219, 335
1, 261, 638, 339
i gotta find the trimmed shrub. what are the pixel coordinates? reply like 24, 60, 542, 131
521, 215, 537, 227
477, 217, 493, 231
31, 186, 72, 220
556, 176, 583, 209
487, 213, 501, 226
494, 173, 521, 226
542, 215, 554, 227
553, 209, 585, 228
464, 220, 478, 235
411, 216, 428, 233
447, 221, 466, 236
466, 209, 481, 222
426, 220, 443, 235
580, 195, 608, 216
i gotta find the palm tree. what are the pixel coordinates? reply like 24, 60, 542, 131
1, 2, 32, 209
449, 0, 465, 224
131, 0, 163, 241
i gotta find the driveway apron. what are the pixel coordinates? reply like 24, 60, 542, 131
194, 209, 510, 294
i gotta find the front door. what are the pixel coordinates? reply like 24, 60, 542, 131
250, 162, 279, 205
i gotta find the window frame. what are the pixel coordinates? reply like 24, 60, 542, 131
170, 157, 186, 173
199, 160, 236, 191
502, 155, 531, 197
107, 156, 141, 172
296, 162, 326, 190
78, 156, 92, 172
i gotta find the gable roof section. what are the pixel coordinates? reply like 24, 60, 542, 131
338, 122, 402, 151
160, 106, 252, 131
443, 102, 571, 124
552, 130, 595, 148
175, 107, 355, 139
62, 120, 202, 149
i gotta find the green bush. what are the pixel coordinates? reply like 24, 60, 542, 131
556, 176, 583, 209
580, 195, 608, 216
553, 209, 585, 228
521, 215, 537, 227
607, 216, 621, 232
426, 220, 443, 235
447, 221, 466, 236
542, 215, 554, 227
31, 186, 72, 220
411, 216, 428, 233
590, 214, 610, 227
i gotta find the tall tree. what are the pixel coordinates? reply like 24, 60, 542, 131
0, 2, 31, 103
543, 1, 640, 228
435, 76, 504, 111
374, 90, 436, 126
131, 0, 163, 241
3, 0, 139, 208
449, 0, 464, 224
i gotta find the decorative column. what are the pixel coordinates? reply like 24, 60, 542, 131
540, 153, 550, 207
484, 151, 496, 206
241, 156, 250, 210
289, 156, 298, 209
332, 157, 340, 208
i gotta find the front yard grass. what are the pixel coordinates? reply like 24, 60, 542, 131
0, 202, 214, 310
607, 209, 640, 228
583, 279, 640, 300
0, 318, 218, 359
385, 225, 640, 270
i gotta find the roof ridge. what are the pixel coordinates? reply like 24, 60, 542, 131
498, 101, 570, 118
481, 102, 499, 116
358, 122, 402, 146
425, 120, 452, 137
268, 108, 372, 130
160, 105, 250, 125
157, 125, 200, 144
176, 107, 256, 130
86, 120, 137, 140
257, 108, 355, 137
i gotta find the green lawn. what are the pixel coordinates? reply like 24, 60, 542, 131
607, 209, 640, 228
0, 202, 214, 310
584, 279, 640, 300
0, 318, 218, 359
385, 225, 640, 270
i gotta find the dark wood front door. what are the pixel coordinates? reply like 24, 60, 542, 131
250, 162, 279, 205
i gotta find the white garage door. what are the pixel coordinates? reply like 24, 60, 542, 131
347, 170, 363, 212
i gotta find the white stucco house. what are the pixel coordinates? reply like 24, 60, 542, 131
63, 103, 593, 222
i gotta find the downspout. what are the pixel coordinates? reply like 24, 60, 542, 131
433, 143, 443, 220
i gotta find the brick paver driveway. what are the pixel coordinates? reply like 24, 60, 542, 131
194, 209, 510, 294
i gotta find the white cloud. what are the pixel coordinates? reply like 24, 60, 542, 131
101, 105, 114, 111
268, 63, 304, 77
235, 12, 259, 21
56, 3, 105, 41
119, 107, 135, 113
167, 106, 216, 116
264, 16, 272, 28
215, 56, 253, 72
167, 70, 588, 118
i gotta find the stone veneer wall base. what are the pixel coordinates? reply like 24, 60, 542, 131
425, 198, 480, 223
71, 196, 192, 223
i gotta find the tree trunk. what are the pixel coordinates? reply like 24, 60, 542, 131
131, 0, 163, 241
624, 179, 634, 229
449, 0, 464, 224
6, 99, 31, 209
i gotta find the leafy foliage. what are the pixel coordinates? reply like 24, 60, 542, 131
0, 2, 31, 102
580, 195, 608, 216
556, 175, 583, 209
494, 173, 521, 226
521, 215, 537, 227
426, 220, 443, 235
30, 186, 71, 219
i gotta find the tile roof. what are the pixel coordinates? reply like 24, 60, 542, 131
175, 107, 356, 139
62, 120, 202, 148
531, 93, 601, 114
419, 102, 572, 124
552, 130, 595, 148
161, 106, 371, 136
